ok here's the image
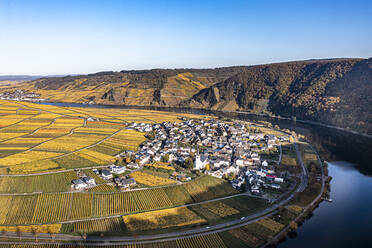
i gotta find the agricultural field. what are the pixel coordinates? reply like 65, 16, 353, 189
123, 207, 206, 232
0, 176, 241, 225
0, 171, 78, 193
176, 233, 227, 248
0, 100, 295, 248
88, 184, 119, 192
145, 162, 175, 171
129, 170, 176, 187
182, 175, 238, 202
0, 224, 61, 234
189, 196, 268, 223
61, 217, 123, 234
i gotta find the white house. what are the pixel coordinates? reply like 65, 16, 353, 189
82, 177, 96, 186
101, 170, 113, 180
72, 179, 88, 190
274, 177, 284, 183
110, 165, 126, 174
127, 162, 139, 169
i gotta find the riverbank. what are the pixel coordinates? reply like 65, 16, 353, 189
37, 101, 372, 138
279, 161, 372, 248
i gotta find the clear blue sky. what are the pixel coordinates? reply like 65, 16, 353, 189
0, 0, 371, 75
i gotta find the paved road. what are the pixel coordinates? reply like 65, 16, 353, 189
1, 140, 309, 245
263, 143, 325, 248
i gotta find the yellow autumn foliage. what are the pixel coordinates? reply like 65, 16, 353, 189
130, 171, 175, 186
0, 151, 63, 166
0, 224, 61, 234
123, 207, 205, 231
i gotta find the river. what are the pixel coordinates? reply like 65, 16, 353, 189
279, 161, 372, 248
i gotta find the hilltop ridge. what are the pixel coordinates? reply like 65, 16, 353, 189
0, 58, 371, 134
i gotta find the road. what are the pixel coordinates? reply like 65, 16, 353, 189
263, 143, 325, 248
1, 139, 309, 246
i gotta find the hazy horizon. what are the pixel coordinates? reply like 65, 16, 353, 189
0, 57, 369, 77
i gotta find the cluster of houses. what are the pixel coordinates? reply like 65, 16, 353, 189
71, 165, 128, 191
120, 118, 288, 194
0, 90, 44, 102
71, 176, 96, 190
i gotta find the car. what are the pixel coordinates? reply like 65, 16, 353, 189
205, 226, 210, 229
240, 217, 245, 220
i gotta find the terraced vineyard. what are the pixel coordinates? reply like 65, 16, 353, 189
0, 100, 149, 174
0, 175, 240, 225
0, 99, 302, 248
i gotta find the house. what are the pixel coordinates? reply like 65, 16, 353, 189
110, 165, 126, 174
153, 154, 162, 162
127, 162, 139, 169
235, 159, 245, 167
82, 176, 96, 186
122, 178, 136, 190
101, 169, 113, 180
139, 155, 150, 165
274, 177, 284, 183
72, 179, 88, 190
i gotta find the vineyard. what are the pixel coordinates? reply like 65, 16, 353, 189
61, 218, 123, 234
0, 171, 78, 193
0, 176, 240, 225
123, 207, 206, 232
0, 100, 291, 248
0, 224, 61, 234
182, 175, 238, 202
129, 171, 176, 187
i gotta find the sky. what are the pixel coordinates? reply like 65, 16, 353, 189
0, 0, 371, 75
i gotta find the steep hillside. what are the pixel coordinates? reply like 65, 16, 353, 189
0, 58, 371, 134
2, 68, 243, 106
185, 58, 372, 134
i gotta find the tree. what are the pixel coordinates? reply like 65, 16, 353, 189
289, 221, 298, 230
184, 157, 194, 169
161, 154, 169, 163
125, 156, 132, 164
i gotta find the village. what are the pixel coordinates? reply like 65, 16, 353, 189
0, 89, 45, 102
71, 118, 289, 196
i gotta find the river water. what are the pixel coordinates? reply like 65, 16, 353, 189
279, 161, 372, 248
39, 102, 372, 246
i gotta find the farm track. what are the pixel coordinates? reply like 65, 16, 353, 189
0, 111, 41, 131
0, 102, 129, 175
0, 139, 308, 245
0, 114, 57, 145
52, 126, 126, 160
0, 101, 315, 247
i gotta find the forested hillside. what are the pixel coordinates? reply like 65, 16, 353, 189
0, 58, 371, 134
186, 58, 371, 134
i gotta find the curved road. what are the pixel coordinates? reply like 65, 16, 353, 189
1, 139, 309, 246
